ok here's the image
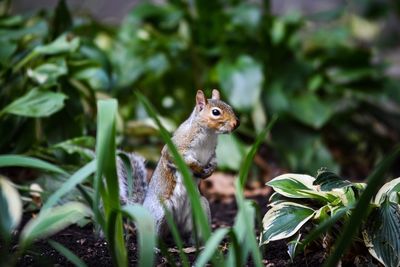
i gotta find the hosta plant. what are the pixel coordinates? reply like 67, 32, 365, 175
260, 170, 400, 267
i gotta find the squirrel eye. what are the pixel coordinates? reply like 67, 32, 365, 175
212, 108, 221, 116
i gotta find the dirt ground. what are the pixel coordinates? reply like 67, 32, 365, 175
14, 192, 328, 267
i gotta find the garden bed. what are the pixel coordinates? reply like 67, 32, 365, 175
16, 195, 325, 267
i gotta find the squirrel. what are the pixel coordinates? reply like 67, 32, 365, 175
116, 89, 239, 239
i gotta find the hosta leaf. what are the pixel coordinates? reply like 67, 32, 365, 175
0, 177, 22, 237
314, 170, 352, 191
267, 173, 315, 194
267, 173, 334, 201
375, 177, 400, 205
0, 88, 67, 117
363, 200, 400, 267
260, 202, 315, 245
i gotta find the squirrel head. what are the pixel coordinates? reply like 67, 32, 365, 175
195, 89, 240, 134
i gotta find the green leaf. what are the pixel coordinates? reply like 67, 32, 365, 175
48, 240, 88, 267
324, 146, 400, 267
288, 92, 334, 129
229, 3, 261, 31
0, 40, 17, 65
53, 136, 96, 160
363, 200, 400, 267
0, 89, 67, 118
0, 176, 22, 238
34, 34, 80, 55
375, 177, 400, 205
217, 55, 264, 111
14, 34, 79, 71
271, 19, 286, 45
260, 202, 315, 245
27, 58, 68, 85
313, 170, 352, 191
42, 160, 96, 211
20, 202, 92, 248
0, 15, 24, 27
122, 204, 156, 267
195, 228, 229, 267
0, 20, 48, 42
267, 173, 333, 201
73, 67, 110, 90
0, 155, 67, 175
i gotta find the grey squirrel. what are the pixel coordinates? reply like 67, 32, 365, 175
117, 89, 239, 238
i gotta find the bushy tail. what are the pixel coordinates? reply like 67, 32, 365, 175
116, 152, 148, 205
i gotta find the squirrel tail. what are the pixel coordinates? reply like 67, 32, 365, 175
116, 152, 148, 205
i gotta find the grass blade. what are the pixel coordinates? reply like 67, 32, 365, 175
163, 206, 190, 267
158, 240, 178, 267
121, 204, 156, 267
234, 186, 263, 267
42, 160, 96, 210
233, 118, 277, 267
324, 146, 400, 267
238, 115, 277, 187
76, 184, 94, 207
194, 228, 229, 267
48, 240, 88, 267
0, 155, 67, 175
94, 99, 126, 267
297, 207, 349, 253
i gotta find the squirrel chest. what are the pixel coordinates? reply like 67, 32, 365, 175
188, 133, 217, 166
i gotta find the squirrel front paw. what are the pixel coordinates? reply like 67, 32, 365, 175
194, 162, 216, 179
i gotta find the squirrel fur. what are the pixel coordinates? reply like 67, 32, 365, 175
117, 89, 239, 238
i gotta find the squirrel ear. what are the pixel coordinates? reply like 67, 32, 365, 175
196, 90, 207, 111
211, 89, 220, 100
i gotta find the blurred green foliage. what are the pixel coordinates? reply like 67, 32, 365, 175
1, 0, 399, 176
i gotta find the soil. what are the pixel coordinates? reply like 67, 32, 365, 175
13, 194, 327, 267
